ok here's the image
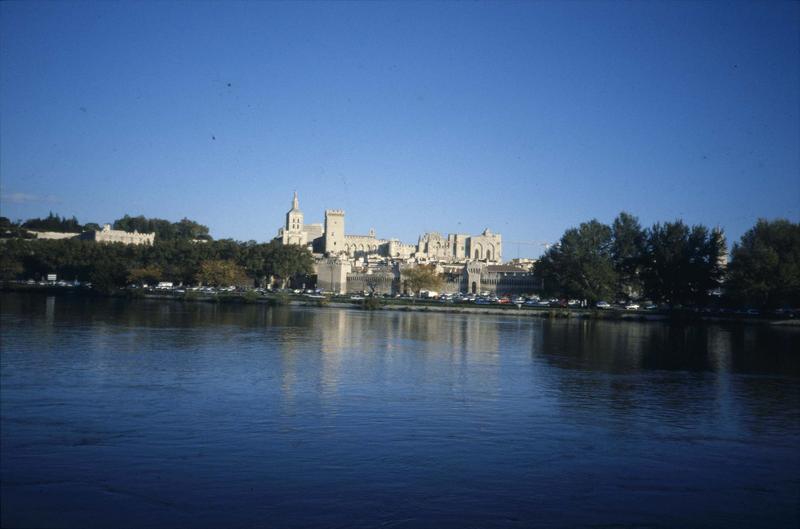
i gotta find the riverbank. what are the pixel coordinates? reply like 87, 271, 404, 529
3, 282, 798, 326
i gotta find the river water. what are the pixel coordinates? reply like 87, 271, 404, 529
1, 293, 798, 528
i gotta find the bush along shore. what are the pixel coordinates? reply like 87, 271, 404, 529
3, 281, 797, 325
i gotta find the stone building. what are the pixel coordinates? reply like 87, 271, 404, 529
276, 192, 323, 247
314, 257, 351, 294
79, 224, 155, 245
415, 229, 501, 262
274, 193, 537, 295
467, 229, 502, 262
275, 193, 501, 263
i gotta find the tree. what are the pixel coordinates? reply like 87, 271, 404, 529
0, 253, 23, 280
402, 264, 443, 297
196, 260, 248, 287
0, 217, 30, 239
89, 262, 127, 294
175, 217, 211, 240
22, 212, 82, 233
364, 273, 382, 295
112, 215, 212, 241
262, 242, 315, 289
127, 265, 162, 286
536, 220, 617, 302
640, 221, 726, 306
726, 219, 800, 308
611, 212, 646, 300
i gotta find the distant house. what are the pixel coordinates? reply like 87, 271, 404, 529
79, 224, 155, 246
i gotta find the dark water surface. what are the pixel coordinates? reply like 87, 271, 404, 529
1, 293, 798, 528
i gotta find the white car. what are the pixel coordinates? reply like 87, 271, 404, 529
625, 303, 640, 310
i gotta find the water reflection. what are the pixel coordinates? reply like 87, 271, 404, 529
537, 319, 799, 376
2, 293, 799, 529
535, 318, 799, 440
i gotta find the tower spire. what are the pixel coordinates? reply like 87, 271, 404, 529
292, 191, 299, 210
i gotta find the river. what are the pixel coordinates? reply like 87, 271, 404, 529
1, 293, 798, 528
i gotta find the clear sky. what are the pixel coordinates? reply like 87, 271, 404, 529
1, 1, 798, 257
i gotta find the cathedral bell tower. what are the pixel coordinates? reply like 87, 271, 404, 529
282, 191, 305, 246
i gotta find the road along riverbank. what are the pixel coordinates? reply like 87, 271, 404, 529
3, 283, 797, 325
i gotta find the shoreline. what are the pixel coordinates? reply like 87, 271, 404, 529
3, 283, 798, 326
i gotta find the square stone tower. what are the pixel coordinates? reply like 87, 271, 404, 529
324, 210, 345, 255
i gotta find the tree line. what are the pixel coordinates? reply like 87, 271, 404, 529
535, 214, 799, 309
1, 213, 212, 241
0, 237, 314, 293
1, 212, 796, 308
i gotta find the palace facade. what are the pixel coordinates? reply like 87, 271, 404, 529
274, 193, 537, 295
275, 193, 503, 263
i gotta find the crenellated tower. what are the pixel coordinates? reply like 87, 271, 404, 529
324, 209, 345, 255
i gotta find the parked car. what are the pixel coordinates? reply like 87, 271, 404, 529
625, 303, 640, 310
596, 301, 611, 309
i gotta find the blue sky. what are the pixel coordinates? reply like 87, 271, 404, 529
1, 1, 797, 257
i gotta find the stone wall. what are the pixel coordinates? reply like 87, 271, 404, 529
346, 269, 396, 295
28, 231, 80, 240
80, 225, 155, 246
315, 258, 351, 293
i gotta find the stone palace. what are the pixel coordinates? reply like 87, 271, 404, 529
274, 193, 538, 296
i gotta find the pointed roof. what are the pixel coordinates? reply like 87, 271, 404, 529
291, 191, 299, 211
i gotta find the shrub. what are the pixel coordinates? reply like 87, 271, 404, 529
243, 290, 259, 304
361, 297, 383, 310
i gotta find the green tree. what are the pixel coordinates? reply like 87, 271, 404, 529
611, 212, 646, 300
239, 242, 273, 287
402, 264, 443, 297
175, 217, 211, 240
271, 244, 315, 288
726, 219, 800, 308
536, 220, 617, 302
0, 253, 23, 280
0, 217, 31, 239
196, 259, 248, 287
112, 215, 212, 241
89, 263, 126, 294
641, 221, 726, 306
127, 265, 162, 286
22, 212, 82, 233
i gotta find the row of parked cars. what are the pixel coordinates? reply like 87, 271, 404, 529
429, 293, 648, 309
594, 301, 657, 310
